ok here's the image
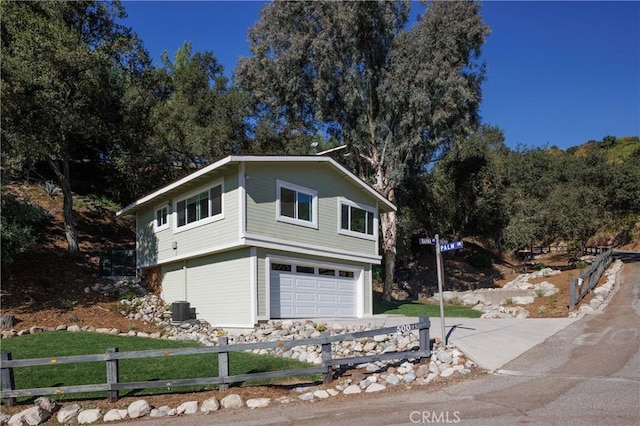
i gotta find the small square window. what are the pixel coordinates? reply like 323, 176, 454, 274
277, 180, 318, 228
339, 200, 376, 238
155, 205, 169, 231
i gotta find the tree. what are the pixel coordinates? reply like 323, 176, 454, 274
429, 125, 508, 243
236, 0, 489, 300
148, 42, 248, 176
1, 1, 145, 252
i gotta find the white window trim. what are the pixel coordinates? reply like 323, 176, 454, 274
154, 203, 170, 232
337, 197, 378, 241
173, 179, 224, 233
276, 179, 318, 229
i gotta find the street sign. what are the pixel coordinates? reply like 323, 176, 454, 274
440, 241, 463, 252
419, 237, 436, 245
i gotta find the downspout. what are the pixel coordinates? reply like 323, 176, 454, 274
183, 261, 188, 300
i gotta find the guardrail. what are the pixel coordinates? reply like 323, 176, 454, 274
568, 249, 613, 310
0, 318, 431, 406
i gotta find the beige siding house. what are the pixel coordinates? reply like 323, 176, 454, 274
117, 156, 396, 328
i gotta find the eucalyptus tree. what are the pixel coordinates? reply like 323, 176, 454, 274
236, 0, 489, 300
1, 0, 146, 252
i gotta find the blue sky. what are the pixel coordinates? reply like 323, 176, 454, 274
122, 1, 639, 150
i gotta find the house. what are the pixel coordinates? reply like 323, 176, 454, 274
116, 155, 396, 328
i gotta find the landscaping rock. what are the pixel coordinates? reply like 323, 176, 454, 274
221, 394, 244, 409
103, 409, 128, 422
246, 398, 271, 408
201, 397, 221, 413
342, 384, 362, 394
298, 392, 314, 401
176, 401, 198, 415
313, 390, 330, 399
33, 397, 58, 414
77, 409, 102, 424
56, 404, 81, 423
365, 382, 386, 393
127, 400, 151, 419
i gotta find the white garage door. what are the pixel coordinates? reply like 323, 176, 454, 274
270, 262, 358, 318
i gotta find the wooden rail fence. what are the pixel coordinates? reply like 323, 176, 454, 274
1, 318, 431, 406
569, 250, 613, 310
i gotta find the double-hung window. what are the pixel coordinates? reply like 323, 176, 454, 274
276, 180, 318, 228
175, 181, 223, 231
339, 198, 376, 240
154, 205, 169, 231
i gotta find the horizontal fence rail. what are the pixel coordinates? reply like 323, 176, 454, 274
569, 249, 613, 310
1, 318, 431, 405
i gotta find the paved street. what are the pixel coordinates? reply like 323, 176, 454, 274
123, 255, 640, 425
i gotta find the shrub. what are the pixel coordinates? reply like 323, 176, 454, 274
0, 193, 49, 263
467, 252, 493, 269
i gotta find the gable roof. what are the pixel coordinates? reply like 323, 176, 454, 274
116, 155, 396, 217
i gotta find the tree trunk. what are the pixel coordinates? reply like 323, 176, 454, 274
47, 156, 79, 253
380, 209, 397, 302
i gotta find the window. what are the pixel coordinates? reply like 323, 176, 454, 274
296, 265, 315, 274
339, 199, 376, 239
155, 205, 169, 231
276, 180, 318, 228
271, 263, 292, 272
339, 270, 355, 278
175, 181, 223, 230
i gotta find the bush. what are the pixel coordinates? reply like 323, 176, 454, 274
467, 252, 493, 269
0, 193, 49, 263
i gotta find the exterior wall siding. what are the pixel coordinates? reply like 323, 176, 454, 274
245, 162, 378, 257
136, 167, 240, 267
184, 249, 252, 327
161, 262, 186, 303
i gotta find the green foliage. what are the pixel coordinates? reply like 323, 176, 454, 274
88, 194, 121, 211
576, 261, 588, 269
467, 252, 493, 269
0, 193, 49, 263
373, 298, 482, 318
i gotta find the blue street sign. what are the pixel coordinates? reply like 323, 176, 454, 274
440, 241, 463, 252
419, 238, 436, 245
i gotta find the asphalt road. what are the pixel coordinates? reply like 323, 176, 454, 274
124, 255, 640, 425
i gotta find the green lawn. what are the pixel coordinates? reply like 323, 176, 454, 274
374, 298, 482, 318
0, 332, 317, 402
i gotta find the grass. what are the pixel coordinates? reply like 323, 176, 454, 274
373, 298, 482, 318
0, 332, 317, 402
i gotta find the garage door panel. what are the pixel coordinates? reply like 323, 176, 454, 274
295, 293, 316, 302
271, 264, 358, 318
296, 279, 317, 289
294, 306, 316, 316
318, 294, 337, 303
338, 294, 355, 303
318, 281, 338, 290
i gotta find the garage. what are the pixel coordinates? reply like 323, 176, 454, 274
270, 262, 359, 318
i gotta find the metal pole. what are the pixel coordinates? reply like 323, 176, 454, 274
435, 234, 446, 347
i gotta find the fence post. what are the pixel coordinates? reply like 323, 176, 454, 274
218, 337, 229, 391
321, 332, 333, 385
1, 352, 17, 407
569, 278, 577, 310
106, 348, 119, 402
419, 317, 431, 355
